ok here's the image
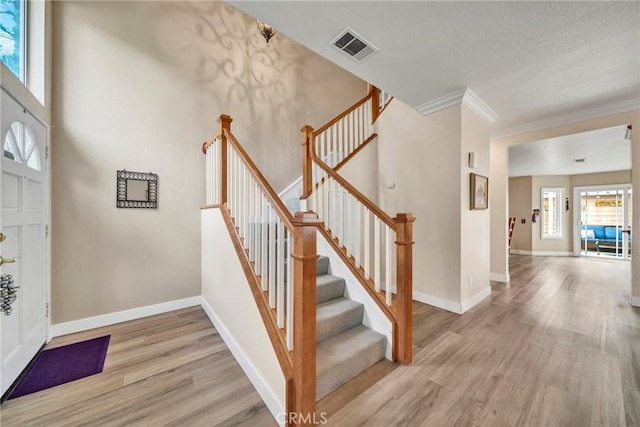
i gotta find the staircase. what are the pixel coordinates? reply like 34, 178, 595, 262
201, 86, 411, 424
315, 256, 386, 400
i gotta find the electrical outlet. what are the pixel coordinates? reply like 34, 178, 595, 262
521, 219, 526, 224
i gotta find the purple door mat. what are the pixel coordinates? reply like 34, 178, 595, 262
9, 335, 110, 399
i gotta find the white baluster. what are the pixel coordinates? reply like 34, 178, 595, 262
386, 226, 392, 306
268, 207, 276, 308
286, 231, 294, 350
338, 120, 344, 163
277, 218, 285, 326
253, 182, 260, 267
323, 175, 330, 232
355, 201, 362, 267
364, 208, 370, 279
345, 193, 352, 257
262, 199, 268, 291
238, 163, 244, 239
255, 182, 261, 266
276, 226, 288, 328
249, 179, 256, 260
311, 163, 320, 215
374, 217, 380, 292
338, 185, 345, 246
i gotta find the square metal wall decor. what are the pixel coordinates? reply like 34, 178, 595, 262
116, 170, 158, 209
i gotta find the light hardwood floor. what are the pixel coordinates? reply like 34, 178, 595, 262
2, 255, 638, 426
0, 307, 276, 427
320, 255, 639, 426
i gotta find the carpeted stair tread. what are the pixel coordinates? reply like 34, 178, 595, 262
317, 256, 330, 276
316, 274, 346, 304
316, 325, 386, 400
316, 298, 364, 342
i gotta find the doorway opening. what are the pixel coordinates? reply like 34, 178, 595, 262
574, 185, 632, 260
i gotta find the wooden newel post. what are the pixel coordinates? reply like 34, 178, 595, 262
290, 211, 320, 424
394, 213, 415, 364
300, 125, 314, 200
370, 84, 380, 124
217, 114, 233, 204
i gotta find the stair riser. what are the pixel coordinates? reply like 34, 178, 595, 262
316, 304, 364, 343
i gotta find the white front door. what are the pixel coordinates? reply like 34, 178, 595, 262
0, 88, 49, 396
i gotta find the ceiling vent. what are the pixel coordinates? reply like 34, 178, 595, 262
330, 28, 378, 63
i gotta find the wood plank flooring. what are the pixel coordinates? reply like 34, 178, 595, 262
0, 307, 276, 427
1, 255, 637, 426
320, 255, 639, 426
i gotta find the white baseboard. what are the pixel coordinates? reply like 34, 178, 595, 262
413, 291, 462, 314
413, 286, 492, 315
630, 294, 640, 307
460, 287, 492, 313
51, 296, 202, 337
199, 297, 283, 424
490, 273, 510, 283
511, 249, 572, 257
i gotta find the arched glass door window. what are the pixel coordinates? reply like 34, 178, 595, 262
3, 121, 41, 171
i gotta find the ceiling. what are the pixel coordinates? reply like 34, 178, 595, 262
229, 1, 640, 137
508, 125, 631, 177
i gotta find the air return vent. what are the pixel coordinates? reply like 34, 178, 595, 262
330, 28, 378, 62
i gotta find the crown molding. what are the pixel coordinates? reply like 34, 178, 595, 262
463, 87, 500, 123
492, 98, 640, 139
413, 87, 499, 123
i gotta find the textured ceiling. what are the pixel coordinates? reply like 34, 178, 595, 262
230, 1, 640, 137
508, 125, 631, 177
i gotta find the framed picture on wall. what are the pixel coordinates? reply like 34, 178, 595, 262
470, 173, 488, 210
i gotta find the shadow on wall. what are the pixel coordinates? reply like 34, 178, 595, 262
69, 1, 364, 190
159, 2, 322, 119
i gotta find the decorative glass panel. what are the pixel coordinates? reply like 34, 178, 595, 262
3, 121, 41, 171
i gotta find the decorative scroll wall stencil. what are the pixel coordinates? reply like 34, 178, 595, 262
116, 170, 158, 209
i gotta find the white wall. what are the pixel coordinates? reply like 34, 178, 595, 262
51, 1, 365, 323
201, 208, 284, 418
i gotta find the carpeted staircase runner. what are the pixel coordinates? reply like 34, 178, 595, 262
315, 256, 386, 400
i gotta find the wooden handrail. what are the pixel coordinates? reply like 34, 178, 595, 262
223, 128, 295, 232
309, 141, 397, 231
201, 131, 222, 154
313, 90, 374, 137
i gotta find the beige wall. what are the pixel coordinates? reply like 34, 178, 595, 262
570, 170, 631, 188
492, 109, 639, 299
508, 176, 532, 251
338, 137, 379, 204
375, 100, 462, 303
374, 99, 491, 307
460, 105, 491, 301
51, 1, 365, 323
201, 208, 284, 416
489, 142, 509, 279
509, 171, 631, 254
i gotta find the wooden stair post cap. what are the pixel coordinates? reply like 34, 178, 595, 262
393, 213, 416, 223
218, 114, 233, 125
